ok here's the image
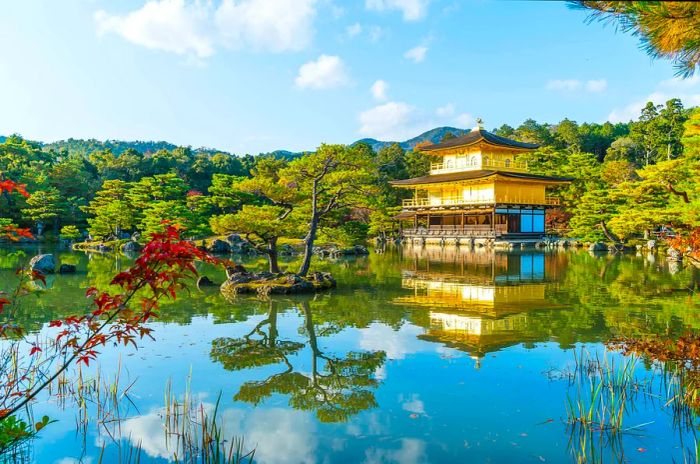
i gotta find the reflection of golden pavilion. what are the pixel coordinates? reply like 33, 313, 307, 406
397, 245, 557, 363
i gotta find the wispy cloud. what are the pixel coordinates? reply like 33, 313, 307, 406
371, 79, 389, 101
404, 45, 427, 63
215, 0, 317, 52
358, 101, 474, 140
546, 78, 607, 93
365, 0, 430, 21
608, 76, 700, 122
95, 0, 214, 58
95, 0, 318, 61
346, 22, 362, 38
295, 54, 349, 89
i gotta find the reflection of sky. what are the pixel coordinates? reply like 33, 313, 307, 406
358, 323, 427, 360
10, 247, 700, 463
113, 405, 317, 464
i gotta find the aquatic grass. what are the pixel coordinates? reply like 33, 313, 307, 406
565, 348, 652, 434
47, 362, 254, 463
161, 376, 256, 464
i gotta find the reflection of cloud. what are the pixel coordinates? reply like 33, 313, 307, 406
108, 404, 316, 464
400, 394, 424, 415
364, 438, 428, 464
55, 459, 93, 464
237, 408, 317, 464
359, 323, 424, 360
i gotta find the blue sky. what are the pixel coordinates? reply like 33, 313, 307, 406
1, 0, 699, 154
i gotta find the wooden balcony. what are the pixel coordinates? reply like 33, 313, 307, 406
401, 196, 559, 208
403, 224, 508, 238
430, 159, 529, 174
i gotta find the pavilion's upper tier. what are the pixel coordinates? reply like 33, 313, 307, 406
418, 128, 539, 175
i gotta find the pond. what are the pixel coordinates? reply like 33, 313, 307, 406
1, 244, 699, 463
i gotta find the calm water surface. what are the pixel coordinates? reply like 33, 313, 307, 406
1, 245, 699, 463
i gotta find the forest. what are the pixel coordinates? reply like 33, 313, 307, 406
1, 97, 698, 261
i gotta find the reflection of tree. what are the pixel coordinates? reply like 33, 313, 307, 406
210, 301, 386, 423
211, 303, 304, 371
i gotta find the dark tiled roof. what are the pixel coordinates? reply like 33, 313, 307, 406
390, 170, 573, 186
421, 129, 539, 151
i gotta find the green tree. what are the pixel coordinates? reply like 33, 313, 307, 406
82, 180, 135, 239
573, 1, 700, 77
211, 205, 299, 273
211, 301, 386, 423
59, 225, 81, 241
21, 188, 63, 236
281, 144, 376, 276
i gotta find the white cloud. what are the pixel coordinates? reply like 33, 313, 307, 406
346, 22, 362, 37
364, 438, 428, 464
371, 79, 389, 101
435, 103, 455, 118
215, 0, 316, 52
359, 101, 476, 140
359, 102, 418, 141
608, 76, 700, 122
365, 0, 430, 21
369, 25, 385, 42
586, 79, 607, 93
94, 0, 214, 58
400, 394, 425, 415
546, 79, 581, 92
295, 54, 349, 89
546, 78, 607, 94
404, 45, 427, 63
95, 0, 317, 59
455, 113, 474, 128
111, 404, 316, 464
358, 323, 425, 359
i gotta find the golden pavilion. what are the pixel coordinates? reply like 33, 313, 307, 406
395, 246, 559, 366
391, 122, 571, 243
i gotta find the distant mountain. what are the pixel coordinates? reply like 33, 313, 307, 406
43, 138, 181, 157
352, 126, 470, 152
1, 125, 472, 159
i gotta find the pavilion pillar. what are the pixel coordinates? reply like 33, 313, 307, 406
461, 212, 464, 232
491, 209, 495, 236
413, 214, 417, 229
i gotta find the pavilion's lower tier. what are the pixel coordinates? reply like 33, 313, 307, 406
398, 206, 546, 239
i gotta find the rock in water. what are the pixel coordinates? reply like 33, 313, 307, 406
588, 242, 607, 252
208, 239, 231, 254
122, 241, 142, 253
29, 254, 56, 274
197, 276, 217, 288
225, 264, 247, 278
58, 264, 76, 274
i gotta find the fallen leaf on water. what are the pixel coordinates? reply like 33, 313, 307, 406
409, 413, 419, 419
538, 456, 546, 462
637, 448, 647, 453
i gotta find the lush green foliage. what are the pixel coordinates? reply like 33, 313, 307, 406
1, 98, 699, 249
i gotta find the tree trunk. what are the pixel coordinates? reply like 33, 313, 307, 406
298, 179, 320, 277
298, 214, 319, 277
599, 220, 621, 244
267, 236, 280, 273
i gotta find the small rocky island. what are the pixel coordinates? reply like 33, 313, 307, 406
220, 264, 336, 298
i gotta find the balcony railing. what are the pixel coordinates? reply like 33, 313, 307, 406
402, 197, 493, 208
402, 196, 560, 208
430, 159, 529, 174
403, 224, 508, 237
